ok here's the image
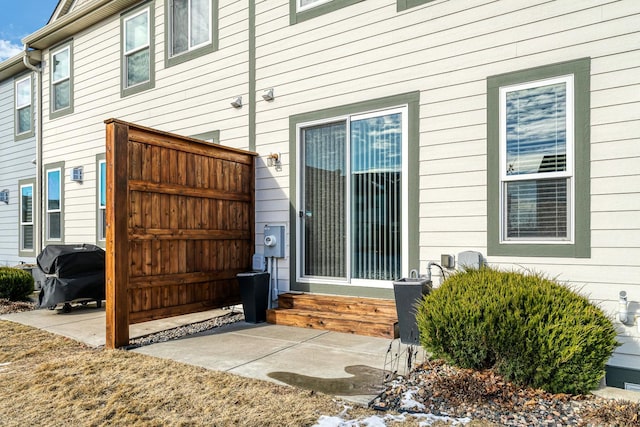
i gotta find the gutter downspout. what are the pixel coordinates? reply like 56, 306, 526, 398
23, 45, 43, 257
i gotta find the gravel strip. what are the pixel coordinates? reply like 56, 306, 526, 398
127, 311, 245, 349
370, 359, 631, 426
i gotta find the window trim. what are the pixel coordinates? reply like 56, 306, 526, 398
397, 0, 436, 12
121, 2, 155, 97
15, 74, 34, 140
96, 154, 106, 247
45, 162, 65, 245
289, 0, 363, 25
50, 40, 74, 119
164, 0, 219, 68
487, 58, 591, 258
18, 178, 36, 257
289, 91, 420, 299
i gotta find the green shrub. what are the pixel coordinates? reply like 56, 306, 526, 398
0, 267, 35, 301
416, 267, 619, 394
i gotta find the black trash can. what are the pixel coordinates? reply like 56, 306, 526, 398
393, 278, 432, 345
236, 272, 270, 323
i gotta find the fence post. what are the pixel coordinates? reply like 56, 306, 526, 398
105, 120, 131, 348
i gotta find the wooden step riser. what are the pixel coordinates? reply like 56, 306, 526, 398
266, 309, 397, 339
278, 294, 398, 319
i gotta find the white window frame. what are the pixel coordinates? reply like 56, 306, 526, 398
169, 0, 213, 58
295, 106, 409, 289
123, 8, 151, 89
15, 76, 32, 135
98, 159, 107, 242
46, 168, 62, 241
297, 0, 332, 12
498, 75, 575, 245
19, 183, 34, 252
51, 45, 71, 112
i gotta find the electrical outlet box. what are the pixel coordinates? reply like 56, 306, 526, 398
440, 254, 455, 269
264, 225, 285, 258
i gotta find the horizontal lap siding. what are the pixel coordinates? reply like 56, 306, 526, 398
42, 0, 250, 246
0, 78, 37, 265
253, 0, 640, 366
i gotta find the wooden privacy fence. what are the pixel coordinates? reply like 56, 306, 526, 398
105, 119, 256, 348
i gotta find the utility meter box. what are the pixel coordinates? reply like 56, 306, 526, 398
264, 225, 285, 258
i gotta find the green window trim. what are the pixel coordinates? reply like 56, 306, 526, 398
120, 1, 155, 98
397, 0, 436, 12
44, 161, 65, 245
96, 154, 106, 247
14, 73, 35, 141
289, 0, 364, 25
191, 130, 220, 144
487, 58, 591, 258
288, 91, 420, 298
164, 0, 219, 68
49, 39, 75, 120
18, 178, 37, 257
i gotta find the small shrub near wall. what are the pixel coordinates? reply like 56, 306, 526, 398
0, 267, 35, 301
416, 267, 619, 395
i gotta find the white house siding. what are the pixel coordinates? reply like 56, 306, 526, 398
253, 0, 640, 371
40, 0, 250, 246
0, 76, 37, 266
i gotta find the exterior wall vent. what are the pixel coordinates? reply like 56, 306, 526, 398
625, 382, 640, 392
71, 167, 83, 182
0, 189, 8, 204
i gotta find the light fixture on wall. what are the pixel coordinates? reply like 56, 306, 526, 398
266, 152, 281, 167
262, 88, 275, 101
231, 96, 243, 108
0, 189, 8, 204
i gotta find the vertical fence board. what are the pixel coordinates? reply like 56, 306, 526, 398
105, 119, 256, 348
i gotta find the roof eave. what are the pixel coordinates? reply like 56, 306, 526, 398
23, 0, 141, 50
0, 51, 42, 82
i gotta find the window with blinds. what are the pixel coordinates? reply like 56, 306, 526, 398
20, 184, 34, 251
300, 107, 407, 284
500, 76, 574, 242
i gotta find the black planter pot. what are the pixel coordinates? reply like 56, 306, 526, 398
236, 272, 270, 323
393, 278, 432, 344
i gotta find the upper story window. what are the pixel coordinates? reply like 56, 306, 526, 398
50, 41, 74, 118
170, 0, 211, 56
298, 0, 332, 12
121, 3, 155, 97
15, 75, 33, 139
165, 0, 217, 67
289, 0, 361, 25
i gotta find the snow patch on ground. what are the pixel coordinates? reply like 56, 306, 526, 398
314, 411, 472, 426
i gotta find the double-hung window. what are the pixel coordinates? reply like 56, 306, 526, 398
98, 159, 107, 242
487, 58, 590, 258
500, 76, 573, 241
122, 4, 154, 96
297, 106, 409, 287
19, 181, 35, 253
15, 75, 33, 138
46, 167, 63, 242
166, 0, 217, 66
51, 42, 73, 117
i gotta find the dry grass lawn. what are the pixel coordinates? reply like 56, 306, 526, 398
0, 320, 426, 426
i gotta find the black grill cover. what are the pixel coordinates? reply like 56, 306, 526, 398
37, 244, 105, 277
38, 273, 106, 309
36, 244, 105, 309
